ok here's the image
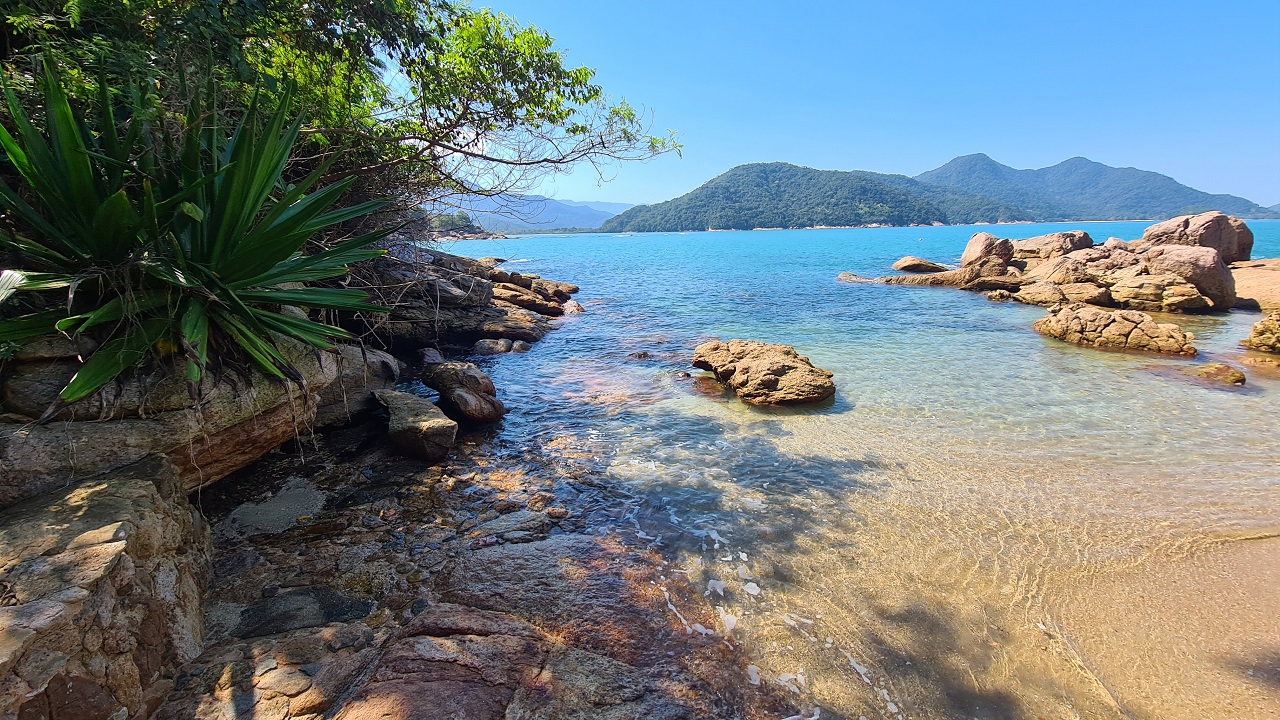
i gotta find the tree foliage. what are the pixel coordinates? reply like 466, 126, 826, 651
1, 0, 677, 211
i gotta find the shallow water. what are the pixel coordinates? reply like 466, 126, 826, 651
446, 222, 1280, 719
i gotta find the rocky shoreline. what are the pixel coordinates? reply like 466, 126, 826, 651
0, 238, 819, 719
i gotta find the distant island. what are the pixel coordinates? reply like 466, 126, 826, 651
599, 155, 1278, 233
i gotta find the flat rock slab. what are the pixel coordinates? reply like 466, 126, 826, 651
892, 256, 948, 273
232, 587, 374, 639
691, 340, 835, 405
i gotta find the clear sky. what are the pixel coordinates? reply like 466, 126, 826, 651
483, 0, 1280, 207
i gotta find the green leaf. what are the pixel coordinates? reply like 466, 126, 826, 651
0, 270, 25, 305
179, 202, 204, 222
60, 318, 170, 403
0, 309, 71, 343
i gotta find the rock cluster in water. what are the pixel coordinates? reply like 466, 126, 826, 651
871, 211, 1252, 314
1031, 303, 1198, 356
692, 340, 835, 405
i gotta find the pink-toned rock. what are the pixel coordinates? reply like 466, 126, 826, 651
1011, 231, 1094, 266
959, 232, 1014, 267
892, 256, 949, 273
1141, 245, 1236, 309
692, 340, 835, 405
1032, 303, 1197, 356
1140, 211, 1254, 264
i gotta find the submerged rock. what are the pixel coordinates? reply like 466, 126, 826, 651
564, 300, 586, 314
1241, 312, 1280, 353
1183, 362, 1247, 386
836, 272, 875, 283
1032, 303, 1197, 356
691, 340, 835, 405
892, 256, 948, 273
473, 338, 514, 355
374, 390, 458, 462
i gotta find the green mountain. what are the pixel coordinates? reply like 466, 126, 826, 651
600, 163, 1030, 232
915, 154, 1277, 221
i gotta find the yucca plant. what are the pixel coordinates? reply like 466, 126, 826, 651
0, 61, 392, 412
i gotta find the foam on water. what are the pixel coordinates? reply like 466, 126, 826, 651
448, 222, 1280, 719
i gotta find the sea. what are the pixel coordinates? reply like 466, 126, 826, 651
444, 221, 1280, 720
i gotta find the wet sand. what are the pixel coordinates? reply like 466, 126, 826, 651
1056, 536, 1280, 720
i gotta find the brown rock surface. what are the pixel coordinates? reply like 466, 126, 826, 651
1012, 282, 1068, 306
1141, 245, 1236, 309
314, 345, 400, 428
374, 390, 458, 462
1139, 211, 1254, 264
0, 457, 210, 720
691, 340, 835, 405
892, 256, 949, 273
959, 232, 1014, 267
1032, 303, 1197, 356
1241, 312, 1280, 353
1230, 258, 1280, 312
1183, 362, 1247, 386
879, 256, 1010, 288
1107, 274, 1211, 313
1011, 231, 1094, 266
421, 361, 507, 423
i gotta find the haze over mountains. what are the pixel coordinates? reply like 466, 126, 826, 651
463, 195, 633, 232
598, 155, 1278, 233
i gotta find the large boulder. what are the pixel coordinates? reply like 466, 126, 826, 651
1032, 303, 1197, 356
959, 232, 1014, 267
1025, 256, 1097, 285
315, 345, 401, 428
692, 340, 835, 405
492, 282, 565, 317
0, 457, 211, 720
1011, 231, 1094, 267
1012, 282, 1068, 306
374, 390, 458, 462
1108, 274, 1210, 313
1241, 313, 1280, 353
420, 361, 507, 423
892, 256, 949, 273
1139, 211, 1253, 264
1141, 245, 1236, 309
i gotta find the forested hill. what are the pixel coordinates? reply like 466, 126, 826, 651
915, 154, 1277, 221
599, 163, 1030, 232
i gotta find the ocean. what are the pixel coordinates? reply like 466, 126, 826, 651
445, 221, 1280, 719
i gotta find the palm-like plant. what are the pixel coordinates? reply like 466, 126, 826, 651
0, 62, 392, 410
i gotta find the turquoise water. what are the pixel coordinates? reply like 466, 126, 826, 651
446, 222, 1280, 719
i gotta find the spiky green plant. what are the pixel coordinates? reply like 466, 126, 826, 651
0, 62, 392, 410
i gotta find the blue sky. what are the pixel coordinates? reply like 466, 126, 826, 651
483, 0, 1280, 207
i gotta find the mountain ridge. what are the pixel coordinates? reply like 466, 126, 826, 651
600, 155, 1276, 233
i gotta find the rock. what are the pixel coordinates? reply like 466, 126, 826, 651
1025, 256, 1097, 285
1065, 245, 1141, 275
416, 348, 445, 366
373, 390, 458, 462
1241, 312, 1280, 353
0, 457, 210, 719
314, 345, 400, 428
836, 272, 875, 283
1108, 274, 1210, 313
1059, 282, 1113, 306
1230, 259, 1280, 313
11, 335, 98, 362
892, 256, 948, 273
959, 232, 1014, 267
961, 275, 1026, 293
420, 362, 506, 423
1011, 231, 1094, 267
1, 341, 337, 506
987, 290, 1013, 301
691, 340, 835, 405
1141, 245, 1236, 309
879, 256, 1010, 288
1032, 303, 1197, 356
1183, 363, 1246, 386
232, 588, 374, 640
1139, 212, 1253, 264
473, 338, 514, 355
563, 300, 585, 314
476, 257, 507, 266
1012, 282, 1068, 306
532, 278, 579, 300
492, 283, 564, 317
